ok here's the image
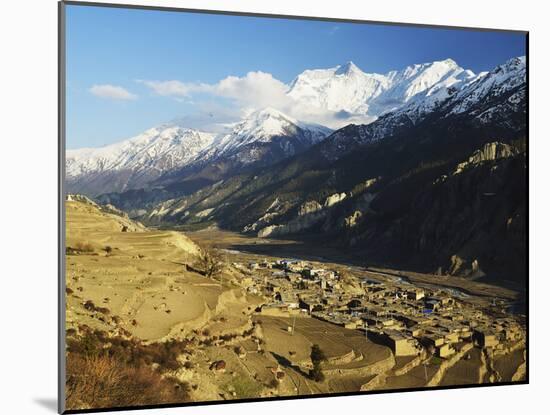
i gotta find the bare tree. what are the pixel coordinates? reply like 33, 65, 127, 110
195, 245, 224, 278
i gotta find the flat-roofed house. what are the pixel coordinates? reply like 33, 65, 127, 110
407, 289, 425, 301
473, 329, 500, 348
369, 329, 418, 356
437, 343, 455, 358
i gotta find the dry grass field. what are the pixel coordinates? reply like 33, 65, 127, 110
65, 200, 255, 342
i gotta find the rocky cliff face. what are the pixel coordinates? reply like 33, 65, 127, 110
453, 142, 518, 175
345, 139, 526, 284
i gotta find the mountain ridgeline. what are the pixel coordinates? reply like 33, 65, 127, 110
67, 56, 527, 286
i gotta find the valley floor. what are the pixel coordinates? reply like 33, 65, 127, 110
186, 227, 524, 303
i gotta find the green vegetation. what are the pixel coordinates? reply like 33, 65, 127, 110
430, 355, 443, 366
223, 377, 263, 399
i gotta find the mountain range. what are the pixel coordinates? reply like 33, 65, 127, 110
67, 57, 487, 198
66, 56, 527, 285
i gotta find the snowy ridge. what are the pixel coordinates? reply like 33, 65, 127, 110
287, 59, 476, 118
66, 56, 525, 196
204, 107, 332, 161
288, 61, 390, 115
446, 56, 526, 116
320, 56, 526, 160
66, 126, 215, 178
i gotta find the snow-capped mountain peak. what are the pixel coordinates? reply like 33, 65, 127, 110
447, 55, 526, 116
334, 61, 362, 76
67, 126, 215, 178
287, 62, 389, 115
240, 107, 299, 137
66, 56, 525, 199
210, 107, 332, 158
378, 59, 475, 111
287, 58, 476, 118
321, 55, 526, 161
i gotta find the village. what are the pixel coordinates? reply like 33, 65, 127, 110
63, 197, 527, 408
231, 256, 525, 361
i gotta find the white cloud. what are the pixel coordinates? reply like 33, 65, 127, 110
215, 71, 289, 108
138, 71, 369, 131
89, 84, 137, 100
139, 71, 288, 108
136, 79, 213, 97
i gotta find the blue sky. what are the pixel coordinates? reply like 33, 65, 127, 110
65, 4, 526, 149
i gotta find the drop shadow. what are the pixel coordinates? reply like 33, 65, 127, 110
34, 398, 57, 413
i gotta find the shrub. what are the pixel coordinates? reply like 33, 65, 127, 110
75, 241, 94, 253
65, 354, 190, 410
103, 246, 113, 254
220, 334, 236, 342
310, 344, 326, 363
67, 327, 190, 373
267, 378, 279, 389
82, 300, 110, 315
83, 300, 96, 312
67, 331, 102, 358
201, 338, 214, 347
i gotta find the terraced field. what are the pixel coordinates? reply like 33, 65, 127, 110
65, 200, 255, 342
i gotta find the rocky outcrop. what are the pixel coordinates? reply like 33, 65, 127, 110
324, 192, 347, 207
344, 211, 363, 228
243, 197, 289, 233
257, 209, 326, 238
447, 255, 485, 278
299, 200, 322, 216
101, 203, 130, 218
257, 225, 281, 238
453, 142, 517, 175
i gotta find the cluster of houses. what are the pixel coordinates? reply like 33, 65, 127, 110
234, 258, 525, 359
